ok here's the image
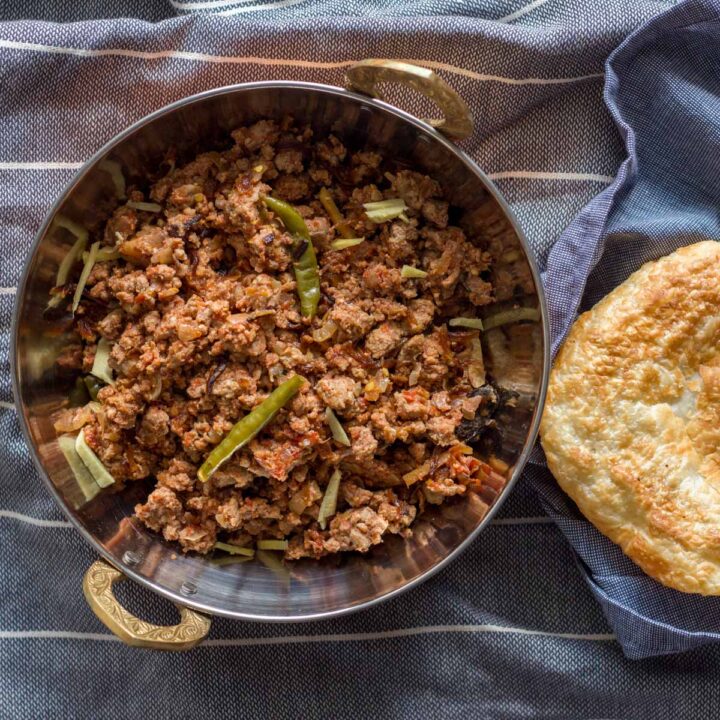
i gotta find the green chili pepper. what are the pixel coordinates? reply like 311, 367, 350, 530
318, 187, 353, 239
68, 377, 90, 407
198, 375, 306, 482
76, 428, 115, 488
83, 375, 103, 401
263, 195, 309, 238
262, 196, 320, 319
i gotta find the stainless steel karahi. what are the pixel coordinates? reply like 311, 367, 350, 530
12, 60, 550, 650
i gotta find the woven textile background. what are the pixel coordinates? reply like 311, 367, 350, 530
3, 0, 720, 718
524, 0, 720, 661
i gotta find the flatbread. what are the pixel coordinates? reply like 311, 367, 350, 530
541, 241, 720, 595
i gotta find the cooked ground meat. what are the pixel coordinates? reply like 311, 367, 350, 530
54, 117, 506, 561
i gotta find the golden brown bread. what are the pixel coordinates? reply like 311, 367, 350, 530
541, 241, 720, 595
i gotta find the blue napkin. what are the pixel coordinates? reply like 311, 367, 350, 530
529, 0, 720, 659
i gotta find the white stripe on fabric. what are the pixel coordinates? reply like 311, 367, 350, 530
205, 625, 616, 646
0, 162, 83, 171
218, 0, 310, 14
0, 625, 616, 644
0, 511, 72, 529
0, 631, 118, 642
0, 39, 603, 86
0, 401, 15, 410
0, 287, 17, 294
440, 70, 603, 86
171, 0, 300, 10
0, 167, 615, 184
497, 0, 553, 23
487, 170, 614, 183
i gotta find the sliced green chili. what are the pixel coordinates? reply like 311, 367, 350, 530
69, 377, 91, 407
364, 198, 408, 223
449, 317, 484, 330
75, 428, 115, 488
126, 201, 162, 213
210, 555, 253, 567
213, 541, 255, 557
198, 375, 306, 482
83, 375, 103, 401
318, 187, 353, 239
58, 435, 100, 503
98, 159, 126, 200
262, 196, 320, 319
325, 407, 351, 447
318, 468, 342, 530
83, 247, 121, 263
47, 216, 88, 309
401, 265, 427, 279
257, 550, 291, 586
257, 539, 289, 551
263, 195, 309, 238
330, 238, 365, 251
91, 337, 114, 386
72, 240, 99, 314
483, 307, 540, 331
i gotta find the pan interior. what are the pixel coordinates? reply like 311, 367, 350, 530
13, 84, 547, 620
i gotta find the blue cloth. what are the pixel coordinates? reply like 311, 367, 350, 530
4, 0, 720, 718
528, 0, 720, 661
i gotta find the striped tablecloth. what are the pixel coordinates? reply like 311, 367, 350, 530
3, 1, 720, 718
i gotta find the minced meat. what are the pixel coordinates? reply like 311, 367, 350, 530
54, 117, 505, 561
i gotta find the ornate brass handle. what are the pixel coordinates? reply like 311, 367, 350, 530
345, 59, 474, 140
83, 559, 211, 651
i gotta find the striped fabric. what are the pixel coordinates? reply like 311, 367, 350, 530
529, 0, 720, 661
4, 1, 720, 718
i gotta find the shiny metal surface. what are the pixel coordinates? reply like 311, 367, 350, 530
83, 558, 211, 649
345, 59, 474, 139
12, 80, 550, 622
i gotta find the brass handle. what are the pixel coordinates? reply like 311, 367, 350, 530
345, 59, 474, 140
83, 559, 211, 651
